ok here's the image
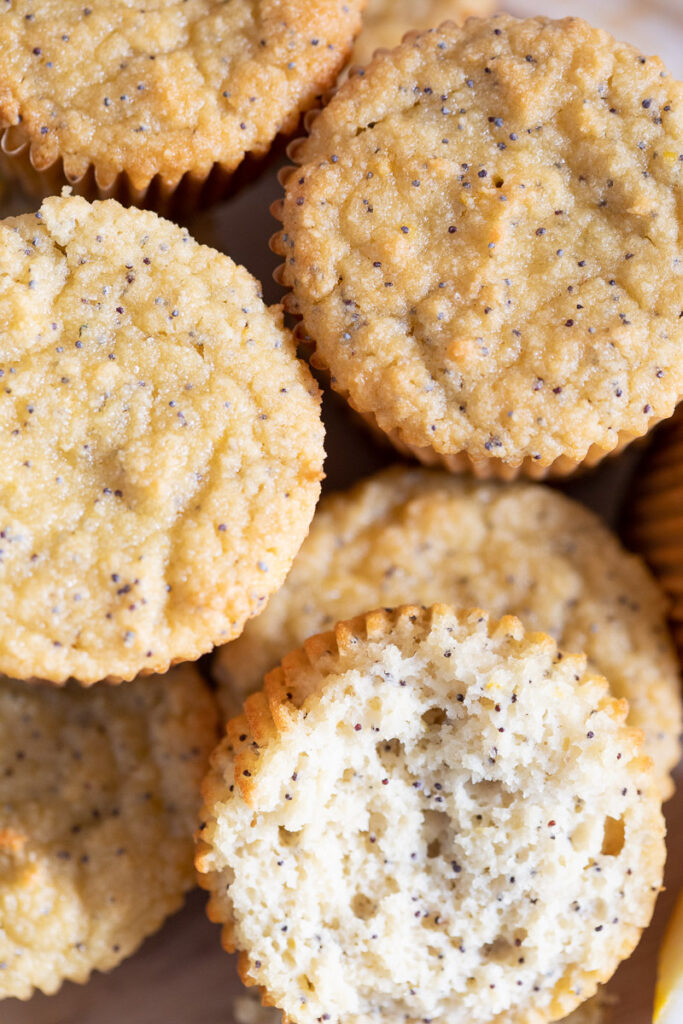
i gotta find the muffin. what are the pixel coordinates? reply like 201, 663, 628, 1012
0, 192, 324, 685
197, 605, 665, 1024
0, 0, 365, 213
214, 466, 681, 799
274, 15, 683, 478
351, 0, 495, 69
629, 408, 683, 659
0, 664, 217, 1000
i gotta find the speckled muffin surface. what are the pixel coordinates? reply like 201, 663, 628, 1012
197, 605, 665, 1024
0, 663, 217, 1000
350, 0, 495, 69
276, 15, 683, 475
0, 0, 365, 193
0, 193, 324, 684
215, 466, 681, 798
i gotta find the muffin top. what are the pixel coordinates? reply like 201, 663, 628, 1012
351, 0, 495, 69
278, 15, 683, 470
0, 663, 217, 1000
198, 605, 664, 1024
215, 466, 682, 799
0, 0, 364, 189
0, 193, 324, 684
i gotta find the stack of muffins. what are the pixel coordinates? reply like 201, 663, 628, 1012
0, 5, 681, 1024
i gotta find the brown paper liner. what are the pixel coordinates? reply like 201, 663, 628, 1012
0, 121, 292, 220
271, 152, 672, 482
628, 409, 683, 657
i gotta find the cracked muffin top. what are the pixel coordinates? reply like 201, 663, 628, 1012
0, 193, 324, 684
0, 0, 364, 190
277, 15, 683, 474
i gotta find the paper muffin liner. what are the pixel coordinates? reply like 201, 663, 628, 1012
0, 121, 291, 219
272, 146, 672, 481
628, 409, 683, 657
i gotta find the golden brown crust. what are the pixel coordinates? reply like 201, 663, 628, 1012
0, 0, 365, 196
0, 193, 324, 684
275, 15, 683, 476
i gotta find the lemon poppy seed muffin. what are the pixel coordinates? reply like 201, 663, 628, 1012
214, 466, 681, 799
275, 15, 683, 477
350, 0, 495, 70
197, 605, 665, 1024
0, 663, 217, 1000
0, 0, 365, 209
0, 192, 324, 685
